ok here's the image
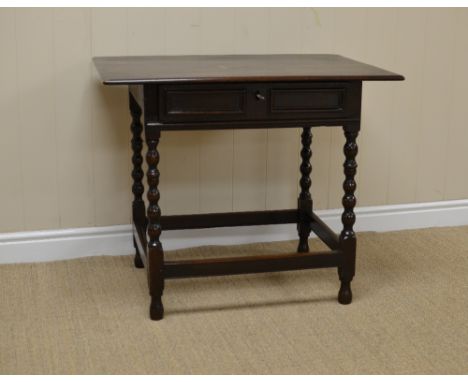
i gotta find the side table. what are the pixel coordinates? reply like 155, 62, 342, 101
94, 54, 404, 320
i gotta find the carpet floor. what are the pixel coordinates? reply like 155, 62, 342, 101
0, 226, 467, 374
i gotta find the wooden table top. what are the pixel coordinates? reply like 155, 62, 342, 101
93, 54, 404, 85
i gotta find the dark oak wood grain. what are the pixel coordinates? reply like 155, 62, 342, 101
129, 93, 145, 269
297, 127, 313, 253
160, 209, 298, 230
338, 124, 359, 305
93, 54, 404, 84
93, 54, 404, 320
164, 251, 341, 279
156, 81, 361, 125
145, 130, 164, 320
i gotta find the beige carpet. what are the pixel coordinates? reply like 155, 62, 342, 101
1, 226, 467, 374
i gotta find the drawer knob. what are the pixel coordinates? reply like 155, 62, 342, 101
255, 92, 266, 101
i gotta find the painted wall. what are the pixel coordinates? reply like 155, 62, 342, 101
1, 8, 467, 233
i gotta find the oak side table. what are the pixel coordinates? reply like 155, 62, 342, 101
94, 54, 404, 320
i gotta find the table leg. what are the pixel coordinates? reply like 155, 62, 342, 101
297, 127, 313, 253
145, 128, 164, 320
338, 124, 359, 304
129, 93, 145, 268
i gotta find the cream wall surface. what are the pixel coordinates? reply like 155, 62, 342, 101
1, 8, 467, 233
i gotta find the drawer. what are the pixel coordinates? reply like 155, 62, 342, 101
266, 82, 360, 120
159, 85, 249, 122
271, 88, 344, 113
157, 82, 360, 123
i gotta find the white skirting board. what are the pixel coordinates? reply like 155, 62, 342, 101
1, 199, 468, 264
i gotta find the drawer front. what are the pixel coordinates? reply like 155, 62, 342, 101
159, 85, 248, 122
266, 82, 359, 120
271, 88, 344, 113
157, 82, 360, 123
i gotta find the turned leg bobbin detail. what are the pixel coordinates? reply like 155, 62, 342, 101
338, 126, 359, 305
146, 131, 165, 320
297, 127, 313, 253
129, 93, 145, 269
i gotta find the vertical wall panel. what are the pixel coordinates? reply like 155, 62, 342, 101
16, 8, 60, 230
358, 8, 397, 206
268, 8, 304, 53
233, 130, 268, 211
127, 8, 166, 55
265, 129, 299, 210
164, 8, 202, 55
91, 8, 131, 226
198, 131, 234, 213
234, 8, 269, 54
0, 9, 23, 232
53, 8, 94, 228
416, 9, 456, 202
443, 9, 468, 200
310, 127, 332, 210
387, 9, 426, 204
264, 126, 298, 210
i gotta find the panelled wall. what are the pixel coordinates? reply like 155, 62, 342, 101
1, 8, 468, 233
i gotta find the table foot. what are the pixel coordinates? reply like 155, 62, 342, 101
134, 253, 144, 269
297, 242, 309, 253
338, 281, 352, 304
133, 237, 144, 268
150, 296, 164, 320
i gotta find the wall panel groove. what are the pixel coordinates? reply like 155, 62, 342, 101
15, 8, 60, 230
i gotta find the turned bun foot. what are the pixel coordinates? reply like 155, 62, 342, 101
297, 242, 309, 253
150, 296, 164, 320
134, 253, 144, 268
338, 282, 353, 305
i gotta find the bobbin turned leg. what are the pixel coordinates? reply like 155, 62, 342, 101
145, 128, 164, 320
338, 124, 359, 305
297, 127, 313, 253
129, 92, 145, 269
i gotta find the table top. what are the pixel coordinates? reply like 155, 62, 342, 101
93, 54, 404, 85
